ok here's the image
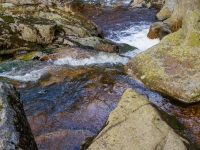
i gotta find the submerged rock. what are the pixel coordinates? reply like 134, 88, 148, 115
0, 82, 38, 149
87, 88, 189, 150
125, 10, 200, 103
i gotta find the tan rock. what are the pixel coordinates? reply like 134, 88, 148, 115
155, 0, 200, 32
147, 22, 163, 39
130, 0, 145, 8
88, 88, 188, 150
16, 18, 56, 45
156, 0, 176, 20
125, 10, 200, 103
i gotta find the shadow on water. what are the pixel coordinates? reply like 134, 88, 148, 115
17, 64, 134, 149
1, 6, 199, 150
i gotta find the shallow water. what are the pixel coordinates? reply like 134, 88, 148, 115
0, 6, 199, 150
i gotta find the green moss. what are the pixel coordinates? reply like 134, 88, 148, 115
160, 28, 183, 46
0, 105, 3, 110
21, 51, 39, 61
118, 44, 137, 53
7, 97, 11, 104
0, 15, 14, 23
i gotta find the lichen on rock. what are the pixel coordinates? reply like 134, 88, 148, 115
126, 10, 200, 103
0, 82, 38, 149
0, 0, 111, 57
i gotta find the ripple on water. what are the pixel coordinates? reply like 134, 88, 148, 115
1, 6, 199, 150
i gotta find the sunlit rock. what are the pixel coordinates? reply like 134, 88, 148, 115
126, 10, 200, 103
155, 0, 200, 32
87, 88, 189, 150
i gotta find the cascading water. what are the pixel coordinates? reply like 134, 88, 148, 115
0, 5, 199, 150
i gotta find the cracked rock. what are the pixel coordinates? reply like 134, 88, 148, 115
87, 88, 188, 150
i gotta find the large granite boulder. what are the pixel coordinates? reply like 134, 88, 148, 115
87, 88, 189, 150
156, 0, 200, 32
148, 0, 200, 39
125, 10, 200, 103
0, 82, 38, 149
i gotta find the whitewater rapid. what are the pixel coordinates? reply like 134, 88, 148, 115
0, 23, 159, 82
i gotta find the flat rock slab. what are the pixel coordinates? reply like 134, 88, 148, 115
88, 88, 188, 150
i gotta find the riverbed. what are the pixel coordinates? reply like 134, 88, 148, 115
0, 5, 199, 150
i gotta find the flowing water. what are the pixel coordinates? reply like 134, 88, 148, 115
0, 6, 200, 150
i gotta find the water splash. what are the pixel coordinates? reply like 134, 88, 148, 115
53, 52, 129, 66
107, 23, 159, 53
0, 66, 52, 82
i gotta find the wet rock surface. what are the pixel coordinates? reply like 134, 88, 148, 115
87, 88, 190, 150
0, 58, 199, 149
0, 82, 38, 150
0, 1, 200, 150
16, 64, 133, 150
73, 5, 159, 39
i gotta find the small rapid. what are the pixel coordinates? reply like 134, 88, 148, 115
0, 24, 159, 82
107, 24, 159, 51
3, 6, 199, 150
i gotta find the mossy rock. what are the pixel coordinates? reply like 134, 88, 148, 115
182, 10, 200, 47
125, 10, 200, 103
20, 51, 42, 61
118, 43, 137, 53
160, 28, 184, 46
125, 44, 200, 103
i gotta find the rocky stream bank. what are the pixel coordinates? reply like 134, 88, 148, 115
0, 0, 200, 150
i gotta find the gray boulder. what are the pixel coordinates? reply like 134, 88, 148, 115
0, 82, 38, 150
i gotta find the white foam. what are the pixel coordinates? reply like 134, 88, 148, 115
54, 52, 129, 66
0, 66, 51, 82
107, 23, 160, 53
0, 23, 159, 82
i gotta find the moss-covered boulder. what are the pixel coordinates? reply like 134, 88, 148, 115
0, 1, 106, 56
87, 88, 189, 150
147, 0, 200, 40
125, 10, 200, 103
149, 0, 200, 39
182, 10, 200, 47
0, 82, 38, 149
